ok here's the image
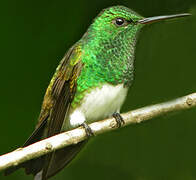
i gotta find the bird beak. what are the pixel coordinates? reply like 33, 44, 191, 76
138, 13, 191, 24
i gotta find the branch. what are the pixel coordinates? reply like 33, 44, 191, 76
0, 92, 196, 172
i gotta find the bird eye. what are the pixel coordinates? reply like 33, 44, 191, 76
115, 18, 125, 26
114, 17, 129, 27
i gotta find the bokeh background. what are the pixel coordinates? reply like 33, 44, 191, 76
0, 0, 196, 179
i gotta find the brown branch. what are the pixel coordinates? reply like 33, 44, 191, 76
0, 92, 195, 172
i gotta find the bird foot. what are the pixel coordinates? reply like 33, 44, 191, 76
112, 112, 125, 128
81, 122, 94, 137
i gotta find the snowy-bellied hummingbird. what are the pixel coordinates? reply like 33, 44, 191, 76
5, 5, 190, 180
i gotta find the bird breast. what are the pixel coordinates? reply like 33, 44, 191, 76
69, 83, 128, 127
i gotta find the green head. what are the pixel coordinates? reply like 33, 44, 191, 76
84, 5, 190, 45
76, 6, 190, 98
86, 6, 144, 42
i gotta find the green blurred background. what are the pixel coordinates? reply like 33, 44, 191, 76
0, 0, 196, 179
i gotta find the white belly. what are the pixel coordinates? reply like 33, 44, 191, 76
69, 83, 128, 127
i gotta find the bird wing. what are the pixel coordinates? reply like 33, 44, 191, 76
5, 43, 84, 179
38, 43, 83, 138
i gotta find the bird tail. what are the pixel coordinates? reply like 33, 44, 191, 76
41, 140, 87, 179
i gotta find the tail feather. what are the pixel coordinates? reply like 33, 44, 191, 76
43, 140, 87, 179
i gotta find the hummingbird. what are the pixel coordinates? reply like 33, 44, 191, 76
5, 5, 190, 180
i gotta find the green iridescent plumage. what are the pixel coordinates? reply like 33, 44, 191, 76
72, 6, 143, 107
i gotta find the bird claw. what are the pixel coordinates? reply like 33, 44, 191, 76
81, 122, 94, 137
112, 112, 125, 128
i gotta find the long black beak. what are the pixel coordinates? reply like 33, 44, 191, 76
138, 13, 191, 24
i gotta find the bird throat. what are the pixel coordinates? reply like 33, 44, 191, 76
71, 26, 141, 108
